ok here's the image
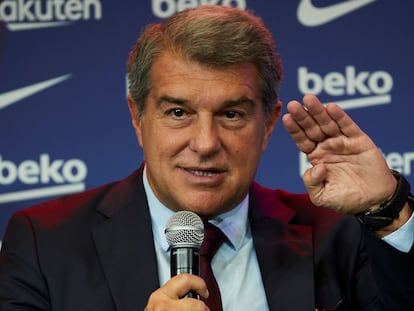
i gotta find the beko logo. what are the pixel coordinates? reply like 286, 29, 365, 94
151, 0, 246, 18
0, 154, 87, 204
298, 66, 393, 110
297, 0, 377, 27
0, 0, 103, 31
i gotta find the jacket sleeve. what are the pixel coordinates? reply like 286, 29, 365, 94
362, 226, 414, 310
0, 211, 51, 310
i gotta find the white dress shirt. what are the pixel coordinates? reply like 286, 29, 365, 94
143, 167, 269, 311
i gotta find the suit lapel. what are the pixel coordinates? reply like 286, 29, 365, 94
249, 183, 315, 310
91, 168, 160, 311
89, 172, 317, 310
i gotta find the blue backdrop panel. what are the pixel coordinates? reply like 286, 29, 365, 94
1, 0, 413, 243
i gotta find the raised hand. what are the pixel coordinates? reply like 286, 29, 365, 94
282, 94, 396, 215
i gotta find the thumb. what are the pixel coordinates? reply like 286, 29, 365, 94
303, 164, 326, 201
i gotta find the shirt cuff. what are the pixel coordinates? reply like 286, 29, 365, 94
382, 210, 414, 253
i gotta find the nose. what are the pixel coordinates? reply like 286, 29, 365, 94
189, 115, 221, 157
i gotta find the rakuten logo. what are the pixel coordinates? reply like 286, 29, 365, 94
0, 0, 103, 31
299, 150, 414, 177
0, 154, 87, 204
298, 66, 393, 110
152, 0, 246, 18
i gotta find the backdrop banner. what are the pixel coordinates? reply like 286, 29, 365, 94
1, 0, 413, 243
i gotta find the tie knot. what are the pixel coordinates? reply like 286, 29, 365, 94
200, 222, 226, 258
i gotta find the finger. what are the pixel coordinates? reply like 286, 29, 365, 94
325, 103, 363, 138
145, 275, 210, 311
146, 293, 209, 311
302, 94, 341, 137
163, 274, 209, 300
173, 298, 210, 311
282, 113, 317, 154
285, 100, 326, 142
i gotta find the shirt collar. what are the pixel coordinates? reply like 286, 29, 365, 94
143, 165, 249, 252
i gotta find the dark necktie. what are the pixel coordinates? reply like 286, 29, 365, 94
200, 222, 226, 311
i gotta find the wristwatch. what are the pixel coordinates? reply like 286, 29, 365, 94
356, 170, 413, 231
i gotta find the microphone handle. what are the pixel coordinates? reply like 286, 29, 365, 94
170, 246, 200, 299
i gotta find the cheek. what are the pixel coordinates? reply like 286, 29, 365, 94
143, 127, 186, 157
237, 126, 267, 152
227, 132, 264, 166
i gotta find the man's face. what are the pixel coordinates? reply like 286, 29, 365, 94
128, 52, 280, 217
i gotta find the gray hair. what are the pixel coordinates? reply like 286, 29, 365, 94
127, 5, 283, 120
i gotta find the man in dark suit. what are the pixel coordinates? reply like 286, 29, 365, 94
1, 5, 413, 311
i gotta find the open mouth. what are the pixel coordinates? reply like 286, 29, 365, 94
184, 168, 224, 177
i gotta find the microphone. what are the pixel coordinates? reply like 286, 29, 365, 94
165, 211, 204, 298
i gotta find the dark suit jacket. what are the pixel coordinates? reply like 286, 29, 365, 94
0, 166, 413, 311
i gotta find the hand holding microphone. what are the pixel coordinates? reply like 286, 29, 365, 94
165, 211, 225, 311
165, 211, 205, 298
144, 211, 210, 311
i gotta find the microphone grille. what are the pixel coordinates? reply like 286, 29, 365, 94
165, 211, 204, 247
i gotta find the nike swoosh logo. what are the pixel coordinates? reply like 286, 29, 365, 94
0, 74, 72, 110
297, 0, 377, 27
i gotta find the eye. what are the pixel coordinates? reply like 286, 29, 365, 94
218, 109, 247, 129
224, 110, 242, 119
167, 108, 186, 118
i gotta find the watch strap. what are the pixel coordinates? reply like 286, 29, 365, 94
356, 170, 411, 231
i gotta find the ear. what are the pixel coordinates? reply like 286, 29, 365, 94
127, 94, 144, 148
261, 100, 282, 153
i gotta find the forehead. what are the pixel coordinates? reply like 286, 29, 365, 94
149, 52, 261, 100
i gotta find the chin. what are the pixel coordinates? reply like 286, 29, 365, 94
177, 202, 220, 217
174, 191, 237, 216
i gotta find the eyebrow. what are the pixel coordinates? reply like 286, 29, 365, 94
156, 95, 188, 106
222, 96, 256, 108
156, 95, 256, 109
